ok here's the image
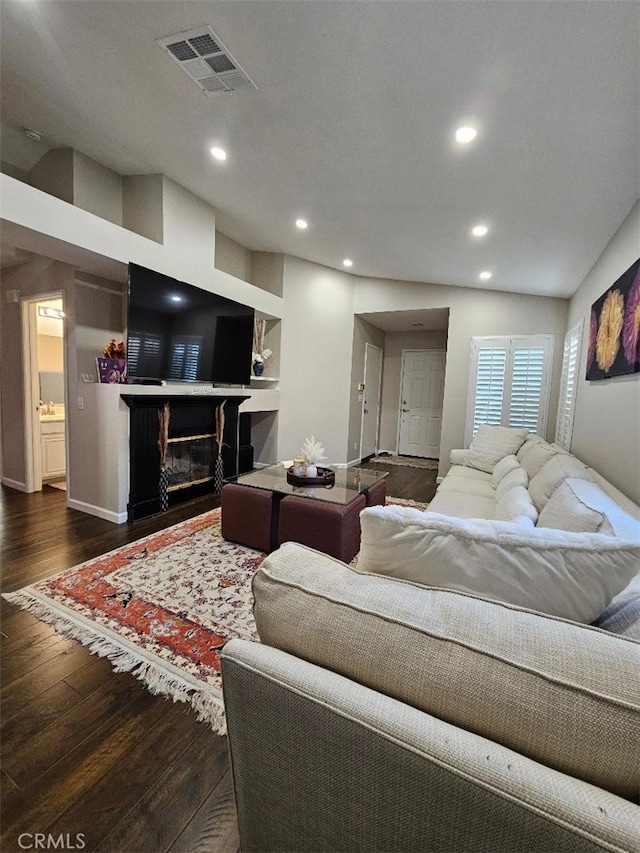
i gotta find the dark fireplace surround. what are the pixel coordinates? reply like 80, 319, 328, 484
122, 394, 249, 521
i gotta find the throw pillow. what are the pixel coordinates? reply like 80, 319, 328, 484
518, 441, 558, 479
494, 484, 538, 524
495, 466, 528, 501
491, 454, 520, 488
528, 454, 593, 511
564, 478, 640, 540
537, 479, 609, 534
464, 425, 528, 474
358, 504, 639, 624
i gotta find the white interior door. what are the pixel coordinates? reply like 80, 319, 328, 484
360, 343, 383, 459
398, 350, 445, 458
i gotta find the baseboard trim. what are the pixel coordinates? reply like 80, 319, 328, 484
436, 476, 444, 484
2, 477, 29, 492
67, 497, 127, 525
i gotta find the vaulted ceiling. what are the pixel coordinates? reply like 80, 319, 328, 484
1, 1, 638, 298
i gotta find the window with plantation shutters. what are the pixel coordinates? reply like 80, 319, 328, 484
167, 335, 202, 381
555, 320, 583, 450
465, 335, 555, 445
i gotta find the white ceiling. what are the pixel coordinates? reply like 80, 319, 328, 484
1, 1, 638, 299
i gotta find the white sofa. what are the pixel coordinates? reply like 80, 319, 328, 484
359, 428, 640, 629
222, 541, 640, 852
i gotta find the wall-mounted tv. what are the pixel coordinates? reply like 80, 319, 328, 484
126, 263, 254, 385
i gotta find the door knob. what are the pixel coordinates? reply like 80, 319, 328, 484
402, 408, 409, 413
364, 408, 369, 414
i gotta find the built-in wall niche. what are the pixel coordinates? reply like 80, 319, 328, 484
252, 316, 281, 382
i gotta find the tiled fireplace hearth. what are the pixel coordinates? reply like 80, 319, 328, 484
122, 394, 249, 521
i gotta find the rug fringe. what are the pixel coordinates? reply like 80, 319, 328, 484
2, 589, 227, 734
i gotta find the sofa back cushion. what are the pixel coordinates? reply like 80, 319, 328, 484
253, 542, 640, 802
464, 425, 528, 473
494, 484, 538, 524
358, 504, 639, 624
518, 441, 558, 479
491, 454, 520, 488
528, 453, 593, 511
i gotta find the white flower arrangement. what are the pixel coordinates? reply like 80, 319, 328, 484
300, 436, 327, 465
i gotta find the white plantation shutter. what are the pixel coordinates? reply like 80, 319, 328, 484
466, 336, 554, 445
555, 320, 583, 450
472, 345, 507, 434
508, 345, 546, 432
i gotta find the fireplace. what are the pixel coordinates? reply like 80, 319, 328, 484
122, 394, 249, 521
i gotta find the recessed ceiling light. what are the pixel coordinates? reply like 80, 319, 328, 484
471, 224, 489, 237
210, 146, 227, 161
170, 295, 183, 302
295, 218, 308, 230
24, 128, 43, 143
455, 126, 477, 144
342, 258, 353, 268
479, 271, 492, 280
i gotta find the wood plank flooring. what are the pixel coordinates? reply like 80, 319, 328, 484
1, 463, 437, 852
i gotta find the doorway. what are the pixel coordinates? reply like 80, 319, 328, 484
397, 349, 445, 458
360, 343, 383, 460
23, 294, 68, 492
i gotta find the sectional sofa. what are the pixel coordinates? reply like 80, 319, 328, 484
221, 427, 640, 851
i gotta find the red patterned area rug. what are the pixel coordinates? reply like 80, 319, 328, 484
4, 497, 427, 734
3, 508, 262, 734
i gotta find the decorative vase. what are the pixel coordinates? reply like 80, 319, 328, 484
305, 463, 317, 478
213, 454, 225, 493
252, 360, 264, 377
159, 464, 169, 511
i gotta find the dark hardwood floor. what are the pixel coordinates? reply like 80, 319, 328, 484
0, 463, 437, 853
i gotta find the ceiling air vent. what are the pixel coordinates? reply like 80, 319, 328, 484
156, 25, 256, 96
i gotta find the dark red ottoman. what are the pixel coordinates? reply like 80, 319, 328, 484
365, 479, 387, 507
221, 483, 273, 553
277, 494, 366, 563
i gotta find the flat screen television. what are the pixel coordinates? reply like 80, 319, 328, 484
126, 263, 254, 385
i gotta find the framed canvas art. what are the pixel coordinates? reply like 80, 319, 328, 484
586, 258, 640, 380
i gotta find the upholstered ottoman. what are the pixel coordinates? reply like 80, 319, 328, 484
277, 494, 366, 563
221, 483, 273, 553
365, 478, 387, 507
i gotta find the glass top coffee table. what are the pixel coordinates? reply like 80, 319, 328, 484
229, 463, 388, 505
222, 463, 389, 561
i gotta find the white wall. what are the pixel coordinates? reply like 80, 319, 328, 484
567, 201, 640, 503
73, 151, 123, 226
215, 231, 252, 282
355, 277, 569, 474
347, 317, 385, 462
122, 174, 163, 243
279, 256, 355, 463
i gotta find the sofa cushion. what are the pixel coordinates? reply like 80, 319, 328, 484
528, 454, 593, 511
464, 425, 529, 473
494, 466, 528, 501
446, 464, 493, 484
518, 441, 558, 479
494, 484, 538, 524
491, 454, 520, 488
437, 476, 495, 499
537, 479, 611, 534
358, 504, 639, 624
253, 542, 640, 802
427, 489, 496, 520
